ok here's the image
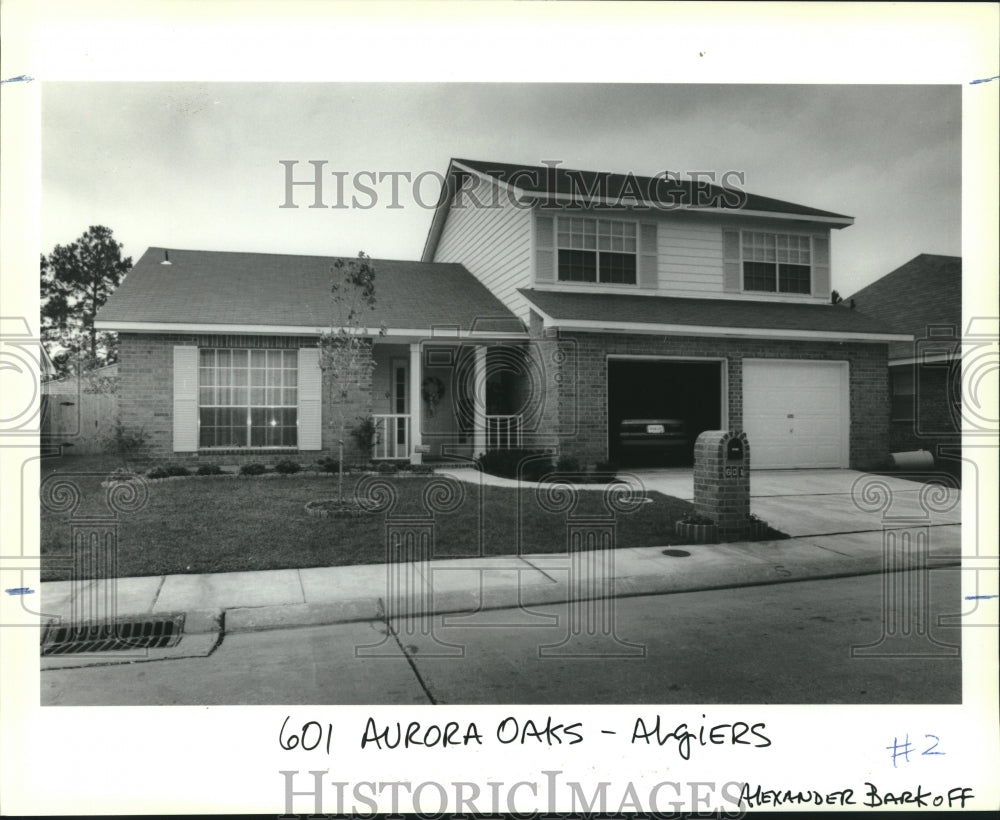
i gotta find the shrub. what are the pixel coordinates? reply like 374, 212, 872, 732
146, 466, 169, 479
102, 420, 148, 461
107, 466, 137, 483
196, 464, 223, 476
350, 416, 377, 458
679, 513, 715, 526
376, 461, 398, 474
316, 457, 340, 474
555, 454, 581, 474
274, 459, 302, 474
476, 448, 554, 482
406, 464, 435, 475
588, 461, 618, 483
164, 465, 190, 477
240, 462, 267, 476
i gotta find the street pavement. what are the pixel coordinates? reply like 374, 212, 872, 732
40, 570, 963, 705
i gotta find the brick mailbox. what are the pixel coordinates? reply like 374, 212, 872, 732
693, 430, 751, 539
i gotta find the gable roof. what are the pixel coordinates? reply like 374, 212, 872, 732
519, 288, 910, 343
847, 254, 962, 361
95, 248, 524, 336
423, 157, 854, 261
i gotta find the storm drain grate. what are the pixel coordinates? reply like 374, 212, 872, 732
41, 614, 185, 655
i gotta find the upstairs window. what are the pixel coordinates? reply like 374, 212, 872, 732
742, 231, 812, 294
557, 217, 637, 285
198, 349, 298, 448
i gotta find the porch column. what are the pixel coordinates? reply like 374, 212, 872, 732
473, 345, 488, 457
409, 342, 422, 465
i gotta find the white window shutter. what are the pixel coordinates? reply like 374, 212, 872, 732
297, 347, 322, 450
811, 234, 831, 298
637, 223, 658, 288
535, 213, 555, 283
172, 346, 199, 452
722, 229, 741, 292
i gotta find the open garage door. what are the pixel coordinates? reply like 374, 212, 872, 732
742, 359, 849, 469
608, 359, 723, 467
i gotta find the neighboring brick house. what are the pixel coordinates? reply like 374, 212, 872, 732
847, 254, 962, 463
95, 158, 909, 469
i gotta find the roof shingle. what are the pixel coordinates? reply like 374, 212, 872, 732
455, 158, 853, 221
847, 254, 962, 360
96, 248, 523, 333
518, 288, 906, 337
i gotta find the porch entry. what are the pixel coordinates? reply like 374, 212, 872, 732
371, 344, 528, 461
373, 358, 411, 460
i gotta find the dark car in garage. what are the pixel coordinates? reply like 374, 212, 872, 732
617, 418, 688, 465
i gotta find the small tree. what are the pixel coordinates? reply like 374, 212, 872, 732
318, 252, 385, 503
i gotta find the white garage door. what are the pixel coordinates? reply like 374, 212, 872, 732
742, 359, 849, 469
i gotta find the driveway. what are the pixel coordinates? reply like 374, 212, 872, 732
627, 468, 961, 538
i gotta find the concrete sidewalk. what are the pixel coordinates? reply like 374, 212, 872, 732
38, 523, 962, 638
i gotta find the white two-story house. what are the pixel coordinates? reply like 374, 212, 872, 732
96, 158, 908, 470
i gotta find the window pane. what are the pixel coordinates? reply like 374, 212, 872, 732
599, 252, 637, 285
198, 347, 297, 448
778, 263, 811, 294
743, 261, 777, 291
558, 249, 597, 282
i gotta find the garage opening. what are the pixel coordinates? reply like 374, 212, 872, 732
608, 359, 723, 467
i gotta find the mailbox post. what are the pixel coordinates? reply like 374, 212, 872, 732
693, 430, 751, 540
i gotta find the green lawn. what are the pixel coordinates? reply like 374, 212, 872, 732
39, 455, 703, 580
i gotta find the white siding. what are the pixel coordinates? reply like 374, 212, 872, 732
657, 219, 725, 296
433, 173, 533, 320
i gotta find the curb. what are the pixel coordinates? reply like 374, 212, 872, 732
214, 556, 962, 636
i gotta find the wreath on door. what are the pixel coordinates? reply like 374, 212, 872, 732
421, 376, 446, 417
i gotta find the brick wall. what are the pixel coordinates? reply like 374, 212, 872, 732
118, 333, 372, 465
693, 431, 751, 535
527, 316, 891, 470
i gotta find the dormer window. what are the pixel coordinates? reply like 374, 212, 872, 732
742, 231, 812, 294
557, 217, 637, 285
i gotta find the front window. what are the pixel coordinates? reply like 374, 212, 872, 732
199, 349, 297, 447
742, 231, 812, 294
557, 217, 637, 285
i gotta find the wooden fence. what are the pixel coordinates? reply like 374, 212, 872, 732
41, 392, 119, 455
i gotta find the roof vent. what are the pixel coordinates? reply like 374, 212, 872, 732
161, 249, 172, 266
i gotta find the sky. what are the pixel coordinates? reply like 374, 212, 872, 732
41, 82, 961, 298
